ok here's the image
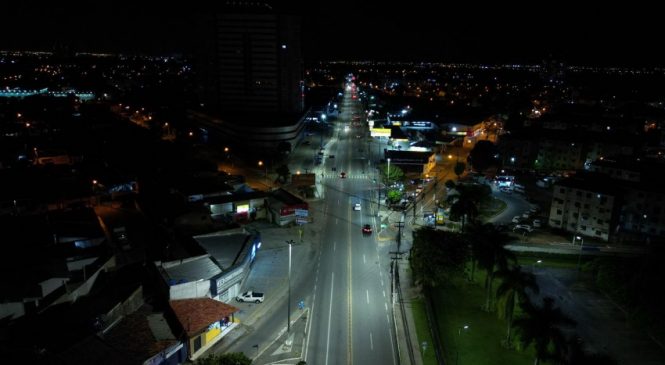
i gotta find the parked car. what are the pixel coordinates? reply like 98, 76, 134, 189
236, 291, 264, 303
513, 224, 533, 233
353, 203, 361, 211
340, 171, 347, 178
512, 215, 521, 224
532, 219, 542, 228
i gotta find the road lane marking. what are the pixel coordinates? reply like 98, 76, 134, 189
388, 319, 397, 365
348, 205, 353, 365
385, 302, 388, 312
383, 290, 386, 298
370, 332, 374, 351
325, 272, 334, 365
366, 289, 370, 304
363, 254, 366, 264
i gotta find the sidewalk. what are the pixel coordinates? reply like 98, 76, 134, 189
380, 204, 425, 365
252, 308, 309, 364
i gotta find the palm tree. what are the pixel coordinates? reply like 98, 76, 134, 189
445, 183, 481, 231
495, 266, 539, 347
466, 222, 515, 311
513, 297, 576, 365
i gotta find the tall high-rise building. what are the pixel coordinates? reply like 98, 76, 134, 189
197, 2, 303, 115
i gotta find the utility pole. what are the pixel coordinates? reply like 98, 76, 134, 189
413, 196, 417, 220
395, 221, 405, 251
286, 239, 294, 332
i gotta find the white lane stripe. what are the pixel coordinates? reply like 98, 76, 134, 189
325, 272, 335, 365
363, 254, 366, 264
383, 290, 386, 298
366, 289, 370, 305
370, 332, 374, 351
388, 320, 397, 365
385, 302, 388, 312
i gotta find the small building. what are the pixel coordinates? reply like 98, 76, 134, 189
156, 255, 221, 300
170, 298, 239, 360
267, 188, 308, 226
156, 228, 261, 302
194, 227, 262, 303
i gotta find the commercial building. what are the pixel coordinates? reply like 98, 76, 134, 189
193, 3, 307, 151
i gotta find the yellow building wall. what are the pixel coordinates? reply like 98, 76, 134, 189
205, 327, 221, 343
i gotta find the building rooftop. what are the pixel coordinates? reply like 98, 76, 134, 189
170, 298, 238, 337
159, 255, 222, 285
194, 228, 253, 270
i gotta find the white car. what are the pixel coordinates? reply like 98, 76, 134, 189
353, 203, 361, 211
532, 219, 542, 228
513, 224, 533, 233
512, 215, 521, 223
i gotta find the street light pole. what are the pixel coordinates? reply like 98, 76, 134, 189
575, 236, 584, 277
456, 325, 469, 365
286, 239, 294, 332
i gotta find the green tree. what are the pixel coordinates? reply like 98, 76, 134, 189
495, 266, 539, 347
386, 189, 402, 204
379, 163, 404, 185
195, 352, 252, 365
410, 227, 469, 288
514, 297, 576, 365
276, 164, 291, 183
454, 161, 466, 179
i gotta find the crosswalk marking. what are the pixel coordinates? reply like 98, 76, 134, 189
320, 174, 370, 179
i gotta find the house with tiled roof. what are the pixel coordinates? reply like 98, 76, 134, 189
169, 298, 239, 360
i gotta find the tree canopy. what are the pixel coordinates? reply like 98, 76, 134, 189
379, 164, 404, 184
468, 140, 500, 172
410, 227, 468, 288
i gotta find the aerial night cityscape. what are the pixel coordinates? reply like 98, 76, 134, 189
1, 2, 665, 365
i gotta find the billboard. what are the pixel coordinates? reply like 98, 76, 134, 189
371, 128, 391, 137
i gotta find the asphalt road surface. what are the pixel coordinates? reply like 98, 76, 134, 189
303, 88, 397, 365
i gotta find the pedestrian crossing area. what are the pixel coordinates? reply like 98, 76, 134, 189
320, 174, 371, 180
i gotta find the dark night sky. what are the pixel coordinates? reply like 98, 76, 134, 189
0, 1, 662, 66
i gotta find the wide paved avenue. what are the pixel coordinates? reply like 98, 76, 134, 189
304, 87, 397, 365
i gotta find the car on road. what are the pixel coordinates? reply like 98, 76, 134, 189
362, 224, 373, 235
353, 203, 361, 211
329, 155, 335, 158
340, 172, 347, 178
236, 291, 264, 303
513, 224, 533, 233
